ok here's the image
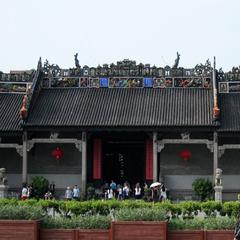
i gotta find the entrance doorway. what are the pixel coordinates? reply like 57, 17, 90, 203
103, 141, 145, 185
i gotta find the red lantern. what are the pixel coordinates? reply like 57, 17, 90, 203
51, 147, 64, 160
180, 149, 192, 162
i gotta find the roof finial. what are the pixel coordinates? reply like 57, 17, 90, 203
172, 52, 180, 68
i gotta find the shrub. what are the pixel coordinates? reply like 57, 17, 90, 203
41, 215, 111, 229
114, 207, 167, 221
0, 198, 17, 206
31, 176, 49, 199
201, 201, 222, 217
178, 201, 201, 219
169, 218, 204, 230
204, 217, 235, 230
0, 205, 44, 220
192, 178, 213, 201
223, 201, 240, 217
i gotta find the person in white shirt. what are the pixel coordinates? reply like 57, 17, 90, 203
73, 185, 80, 200
65, 186, 72, 200
21, 184, 28, 200
107, 188, 113, 199
134, 182, 141, 200
123, 183, 129, 199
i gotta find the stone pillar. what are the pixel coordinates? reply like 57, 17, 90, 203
213, 132, 218, 182
214, 185, 223, 202
153, 132, 158, 182
81, 132, 87, 195
22, 131, 28, 183
0, 185, 9, 198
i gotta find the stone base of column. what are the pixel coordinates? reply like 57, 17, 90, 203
0, 185, 9, 198
214, 185, 223, 202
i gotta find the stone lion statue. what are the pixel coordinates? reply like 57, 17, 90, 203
0, 168, 8, 185
215, 168, 222, 186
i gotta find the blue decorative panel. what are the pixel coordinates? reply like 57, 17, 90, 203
100, 78, 109, 87
144, 78, 153, 87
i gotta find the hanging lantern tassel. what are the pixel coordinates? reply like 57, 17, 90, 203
52, 147, 64, 160
180, 149, 192, 163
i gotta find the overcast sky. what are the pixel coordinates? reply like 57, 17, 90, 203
0, 0, 239, 72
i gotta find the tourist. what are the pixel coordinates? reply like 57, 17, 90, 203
134, 182, 141, 200
110, 180, 117, 197
27, 185, 34, 199
234, 215, 240, 240
21, 184, 28, 200
160, 183, 167, 202
117, 185, 123, 200
65, 186, 72, 200
107, 188, 114, 199
152, 186, 160, 203
122, 182, 129, 199
44, 190, 53, 200
73, 185, 80, 200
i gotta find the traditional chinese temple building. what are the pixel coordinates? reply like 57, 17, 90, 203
0, 56, 240, 200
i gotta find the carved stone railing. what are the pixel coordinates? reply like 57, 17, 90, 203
41, 76, 211, 89
218, 81, 240, 93
0, 82, 32, 93
0, 71, 34, 82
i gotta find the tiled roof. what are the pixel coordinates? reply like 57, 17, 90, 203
219, 93, 240, 132
26, 88, 215, 129
0, 93, 23, 132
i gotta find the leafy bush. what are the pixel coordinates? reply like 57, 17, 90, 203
0, 198, 18, 206
0, 205, 44, 220
114, 208, 167, 221
41, 215, 111, 229
169, 218, 204, 230
201, 201, 222, 217
223, 201, 240, 217
178, 201, 201, 219
192, 178, 213, 201
204, 217, 235, 230
169, 216, 236, 230
31, 176, 49, 199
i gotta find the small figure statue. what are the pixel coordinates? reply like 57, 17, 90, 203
215, 168, 222, 186
0, 168, 8, 185
172, 52, 180, 68
74, 53, 80, 69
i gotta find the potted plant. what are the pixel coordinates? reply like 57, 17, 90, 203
111, 208, 167, 240
40, 215, 111, 240
0, 204, 43, 240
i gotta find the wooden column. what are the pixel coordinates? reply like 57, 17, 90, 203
153, 132, 158, 182
81, 132, 87, 195
93, 139, 102, 179
145, 138, 153, 181
22, 131, 28, 183
213, 131, 218, 182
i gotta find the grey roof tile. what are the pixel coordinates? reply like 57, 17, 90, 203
26, 88, 215, 128
219, 93, 240, 132
0, 93, 23, 132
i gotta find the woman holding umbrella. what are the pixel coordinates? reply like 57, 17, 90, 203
150, 182, 161, 203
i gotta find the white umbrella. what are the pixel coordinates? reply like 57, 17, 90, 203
150, 182, 161, 188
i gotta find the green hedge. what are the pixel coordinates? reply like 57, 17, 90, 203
114, 208, 167, 221
0, 199, 240, 219
169, 217, 235, 230
0, 205, 44, 220
41, 215, 111, 229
